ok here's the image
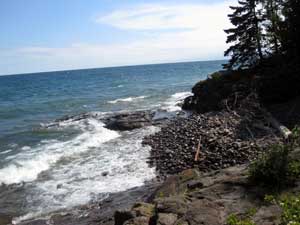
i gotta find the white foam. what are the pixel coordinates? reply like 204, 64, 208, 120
0, 119, 120, 185
162, 92, 193, 112
0, 149, 13, 155
12, 125, 159, 223
108, 96, 147, 104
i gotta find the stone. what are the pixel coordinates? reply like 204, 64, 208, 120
185, 199, 223, 225
157, 213, 178, 225
156, 197, 187, 216
131, 202, 155, 218
124, 216, 150, 225
187, 180, 204, 190
101, 171, 109, 176
0, 215, 12, 225
114, 210, 135, 225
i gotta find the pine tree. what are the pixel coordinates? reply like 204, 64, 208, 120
224, 0, 264, 69
282, 0, 300, 59
260, 0, 284, 55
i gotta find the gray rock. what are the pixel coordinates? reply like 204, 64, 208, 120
157, 213, 178, 225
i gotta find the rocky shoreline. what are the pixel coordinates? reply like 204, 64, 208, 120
143, 93, 282, 178
114, 70, 300, 225
12, 70, 300, 225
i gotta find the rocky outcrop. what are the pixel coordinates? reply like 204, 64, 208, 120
182, 70, 255, 113
117, 166, 286, 225
45, 110, 178, 131
102, 111, 157, 131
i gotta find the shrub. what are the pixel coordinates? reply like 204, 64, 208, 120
249, 144, 290, 190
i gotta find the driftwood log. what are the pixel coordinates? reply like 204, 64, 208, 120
194, 137, 202, 161
262, 108, 292, 139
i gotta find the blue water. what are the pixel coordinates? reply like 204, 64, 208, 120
0, 60, 224, 222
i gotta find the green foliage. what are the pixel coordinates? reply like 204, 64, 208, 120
246, 208, 257, 217
226, 213, 256, 225
263, 194, 300, 224
280, 194, 300, 225
249, 143, 290, 190
287, 161, 300, 180
291, 126, 300, 146
264, 194, 276, 205
249, 126, 300, 190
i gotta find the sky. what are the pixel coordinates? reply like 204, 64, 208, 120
0, 0, 236, 75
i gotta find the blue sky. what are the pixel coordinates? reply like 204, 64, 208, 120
0, 0, 235, 75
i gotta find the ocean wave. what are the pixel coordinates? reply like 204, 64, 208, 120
0, 118, 120, 185
108, 96, 147, 104
162, 91, 193, 112
0, 149, 13, 155
11, 125, 159, 224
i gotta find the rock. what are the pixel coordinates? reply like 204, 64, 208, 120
120, 165, 287, 225
102, 111, 154, 131
155, 197, 188, 216
157, 213, 178, 225
185, 199, 223, 225
187, 180, 203, 190
124, 216, 150, 225
143, 95, 281, 177
0, 215, 12, 225
114, 211, 135, 225
101, 171, 109, 176
253, 205, 282, 225
131, 202, 155, 218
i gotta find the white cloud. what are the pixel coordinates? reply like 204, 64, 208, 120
97, 2, 233, 31
0, 1, 236, 75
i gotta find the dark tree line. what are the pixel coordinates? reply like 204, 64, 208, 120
224, 0, 300, 69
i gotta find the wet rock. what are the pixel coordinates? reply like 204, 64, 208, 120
101, 171, 109, 177
102, 111, 154, 131
101, 110, 173, 131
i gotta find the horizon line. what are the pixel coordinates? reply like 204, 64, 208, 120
0, 58, 227, 77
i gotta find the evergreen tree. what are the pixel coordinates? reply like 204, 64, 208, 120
224, 0, 264, 69
282, 0, 300, 59
260, 0, 284, 55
